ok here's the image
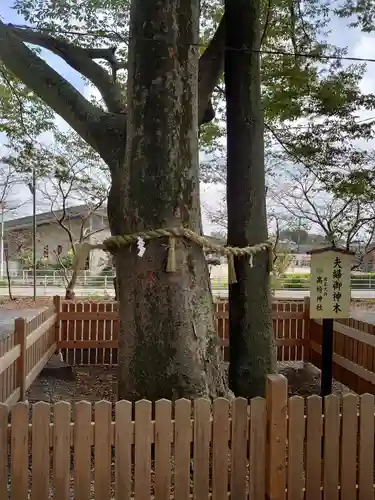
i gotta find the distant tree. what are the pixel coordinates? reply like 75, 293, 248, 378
279, 229, 309, 246
3, 231, 31, 300
0, 163, 29, 282
6, 131, 109, 298
270, 167, 375, 270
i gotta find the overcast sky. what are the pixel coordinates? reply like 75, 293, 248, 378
1, 0, 375, 234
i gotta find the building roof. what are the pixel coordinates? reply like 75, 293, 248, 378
4, 209, 226, 250
279, 241, 361, 255
308, 246, 355, 256
4, 204, 108, 231
275, 242, 327, 254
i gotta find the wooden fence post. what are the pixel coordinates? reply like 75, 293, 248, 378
266, 374, 288, 500
14, 318, 26, 402
304, 296, 311, 363
53, 296, 61, 348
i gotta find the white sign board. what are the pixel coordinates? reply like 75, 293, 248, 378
310, 250, 352, 319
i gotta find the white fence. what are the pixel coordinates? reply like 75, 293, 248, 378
1, 271, 375, 291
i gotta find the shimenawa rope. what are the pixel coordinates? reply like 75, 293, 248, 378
73, 227, 273, 284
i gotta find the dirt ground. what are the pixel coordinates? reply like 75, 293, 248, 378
0, 297, 53, 309
25, 361, 353, 405
0, 297, 114, 309
26, 365, 118, 404
279, 361, 353, 397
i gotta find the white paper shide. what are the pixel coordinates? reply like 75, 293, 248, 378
137, 237, 146, 258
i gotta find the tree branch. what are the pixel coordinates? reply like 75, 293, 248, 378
0, 21, 113, 156
297, 179, 330, 234
0, 13, 225, 172
53, 251, 70, 286
270, 214, 280, 264
261, 0, 272, 46
7, 24, 125, 114
198, 14, 225, 125
5, 15, 225, 125
51, 180, 77, 254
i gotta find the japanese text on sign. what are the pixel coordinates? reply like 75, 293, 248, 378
315, 270, 323, 311
310, 250, 352, 319
332, 257, 343, 314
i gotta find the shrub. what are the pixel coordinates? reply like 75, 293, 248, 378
282, 279, 309, 289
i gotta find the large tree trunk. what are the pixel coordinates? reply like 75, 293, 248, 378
107, 0, 228, 400
225, 0, 277, 397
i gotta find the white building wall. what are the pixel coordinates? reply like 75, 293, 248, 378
4, 215, 109, 273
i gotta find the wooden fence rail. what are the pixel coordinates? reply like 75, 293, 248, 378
0, 300, 57, 406
310, 316, 375, 394
54, 297, 375, 396
0, 298, 309, 405
58, 298, 309, 365
5, 295, 375, 405
2, 374, 375, 499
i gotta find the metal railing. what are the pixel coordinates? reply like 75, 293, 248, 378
1, 272, 375, 291
0, 274, 229, 290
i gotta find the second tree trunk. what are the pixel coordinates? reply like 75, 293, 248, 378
225, 0, 277, 397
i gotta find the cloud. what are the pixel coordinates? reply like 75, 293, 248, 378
352, 34, 375, 95
353, 33, 375, 60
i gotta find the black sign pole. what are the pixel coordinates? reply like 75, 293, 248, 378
321, 317, 334, 397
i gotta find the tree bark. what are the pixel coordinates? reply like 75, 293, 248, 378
5, 254, 14, 301
225, 0, 277, 397
107, 0, 228, 400
65, 274, 76, 300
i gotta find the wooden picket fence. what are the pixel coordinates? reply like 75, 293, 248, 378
58, 298, 308, 365
2, 374, 375, 499
5, 296, 375, 405
53, 297, 375, 395
309, 315, 375, 395
0, 302, 57, 406
0, 297, 306, 406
